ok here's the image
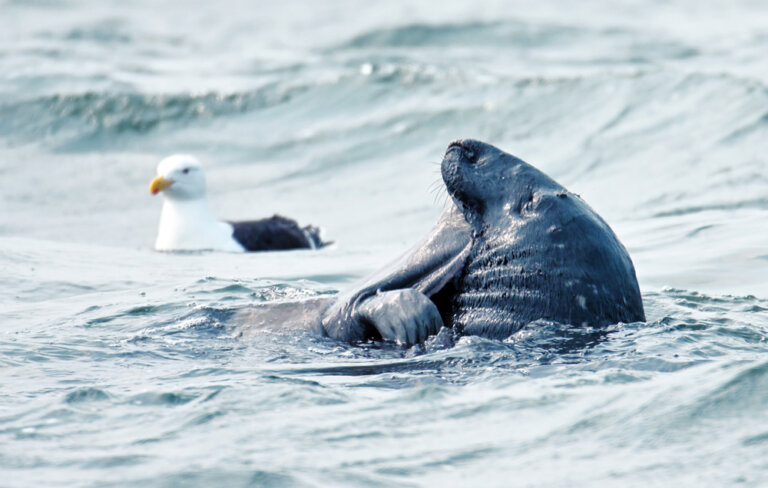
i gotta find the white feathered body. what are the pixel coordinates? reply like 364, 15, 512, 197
155, 198, 244, 252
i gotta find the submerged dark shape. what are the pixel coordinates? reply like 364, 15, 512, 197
321, 139, 645, 345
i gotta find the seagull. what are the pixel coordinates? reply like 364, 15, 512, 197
149, 154, 326, 252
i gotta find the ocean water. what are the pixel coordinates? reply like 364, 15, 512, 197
2, 0, 768, 486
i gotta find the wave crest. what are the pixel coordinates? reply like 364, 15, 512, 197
0, 83, 308, 144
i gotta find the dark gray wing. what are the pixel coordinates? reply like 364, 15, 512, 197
320, 204, 472, 342
230, 215, 323, 251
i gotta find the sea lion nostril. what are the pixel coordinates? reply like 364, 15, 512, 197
446, 141, 464, 153
446, 140, 476, 162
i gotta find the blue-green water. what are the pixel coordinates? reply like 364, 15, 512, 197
2, 0, 768, 486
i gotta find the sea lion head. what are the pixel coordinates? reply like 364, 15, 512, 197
442, 139, 547, 232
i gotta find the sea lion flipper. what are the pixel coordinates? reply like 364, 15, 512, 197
320, 203, 471, 343
357, 289, 443, 345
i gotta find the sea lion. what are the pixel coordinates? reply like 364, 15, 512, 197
320, 139, 644, 345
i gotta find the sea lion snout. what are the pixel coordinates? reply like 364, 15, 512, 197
441, 139, 495, 230
441, 140, 484, 196
445, 139, 482, 163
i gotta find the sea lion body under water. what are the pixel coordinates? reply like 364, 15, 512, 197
319, 139, 645, 345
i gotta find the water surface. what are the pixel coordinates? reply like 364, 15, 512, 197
2, 0, 768, 486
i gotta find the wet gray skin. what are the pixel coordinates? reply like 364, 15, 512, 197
320, 139, 645, 345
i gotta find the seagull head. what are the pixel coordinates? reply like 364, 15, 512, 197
149, 154, 206, 200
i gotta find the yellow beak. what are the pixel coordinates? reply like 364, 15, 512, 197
149, 176, 173, 195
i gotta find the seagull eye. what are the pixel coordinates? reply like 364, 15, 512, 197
182, 168, 190, 174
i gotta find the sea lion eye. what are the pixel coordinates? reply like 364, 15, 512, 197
182, 168, 190, 174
